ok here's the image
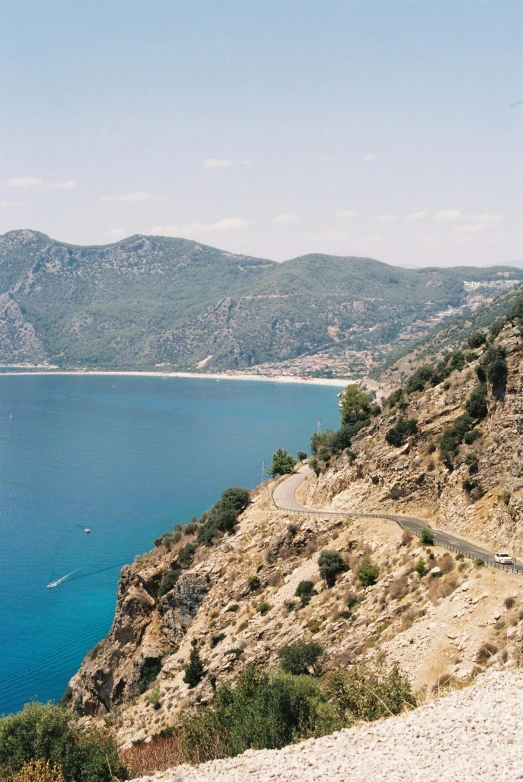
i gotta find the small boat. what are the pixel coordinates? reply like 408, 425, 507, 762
84, 527, 90, 533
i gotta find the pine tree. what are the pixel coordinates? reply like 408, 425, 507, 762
183, 647, 205, 688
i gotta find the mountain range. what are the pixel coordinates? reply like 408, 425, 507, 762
1, 229, 522, 373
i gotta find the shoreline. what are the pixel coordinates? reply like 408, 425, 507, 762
0, 369, 349, 387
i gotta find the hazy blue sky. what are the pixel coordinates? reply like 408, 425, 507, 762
0, 0, 521, 266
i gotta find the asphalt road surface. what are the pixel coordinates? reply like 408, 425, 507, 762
273, 465, 523, 575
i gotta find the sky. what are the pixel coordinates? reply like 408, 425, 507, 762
0, 0, 521, 267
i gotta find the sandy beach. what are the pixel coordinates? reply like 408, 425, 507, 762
0, 369, 349, 387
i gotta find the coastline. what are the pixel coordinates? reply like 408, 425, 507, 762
0, 369, 349, 388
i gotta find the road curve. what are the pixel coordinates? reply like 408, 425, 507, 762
273, 464, 523, 575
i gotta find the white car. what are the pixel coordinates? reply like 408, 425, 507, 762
494, 552, 513, 565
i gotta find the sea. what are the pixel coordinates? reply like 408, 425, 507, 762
0, 374, 340, 715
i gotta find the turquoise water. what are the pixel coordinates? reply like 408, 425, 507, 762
0, 375, 339, 715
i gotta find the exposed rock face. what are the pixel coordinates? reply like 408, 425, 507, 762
68, 564, 208, 717
304, 324, 523, 557
68, 322, 523, 747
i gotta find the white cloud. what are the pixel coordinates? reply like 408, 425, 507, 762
364, 153, 377, 162
435, 209, 461, 222
150, 225, 181, 236
7, 177, 44, 189
202, 218, 249, 231
238, 159, 251, 166
108, 228, 127, 240
0, 199, 29, 208
469, 212, 502, 225
101, 191, 152, 203
372, 214, 397, 223
203, 158, 233, 168
305, 231, 349, 242
452, 214, 502, 235
46, 179, 76, 190
406, 211, 427, 220
271, 213, 298, 225
336, 210, 355, 219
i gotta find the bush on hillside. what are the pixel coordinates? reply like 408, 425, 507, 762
11, 759, 65, 782
356, 556, 380, 587
483, 346, 508, 397
439, 413, 475, 469
180, 667, 340, 762
157, 568, 181, 598
467, 331, 487, 349
278, 641, 324, 676
0, 702, 128, 782
269, 448, 297, 477
318, 550, 347, 587
464, 383, 488, 420
196, 487, 250, 546
183, 647, 205, 688
385, 417, 418, 447
324, 658, 415, 724
420, 528, 435, 546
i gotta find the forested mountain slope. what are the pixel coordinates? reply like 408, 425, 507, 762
1, 229, 522, 371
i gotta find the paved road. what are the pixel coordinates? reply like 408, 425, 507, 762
273, 465, 523, 575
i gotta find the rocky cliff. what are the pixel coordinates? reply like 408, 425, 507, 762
67, 316, 523, 749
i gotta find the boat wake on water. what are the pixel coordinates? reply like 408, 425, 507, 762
46, 568, 81, 589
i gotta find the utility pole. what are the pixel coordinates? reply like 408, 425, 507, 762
261, 460, 268, 508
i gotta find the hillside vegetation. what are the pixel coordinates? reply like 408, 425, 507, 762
3, 290, 523, 781
1, 230, 522, 372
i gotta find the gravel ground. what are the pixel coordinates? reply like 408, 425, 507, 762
133, 670, 523, 782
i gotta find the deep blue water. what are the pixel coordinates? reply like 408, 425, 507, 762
0, 375, 339, 715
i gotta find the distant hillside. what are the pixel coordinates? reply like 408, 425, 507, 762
1, 229, 522, 372
379, 282, 523, 388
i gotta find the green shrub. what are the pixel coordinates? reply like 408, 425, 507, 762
148, 687, 161, 708
356, 556, 380, 587
184, 647, 205, 688
197, 488, 250, 546
295, 580, 315, 597
318, 550, 347, 588
177, 542, 198, 568
0, 703, 128, 782
157, 568, 181, 597
248, 575, 261, 591
296, 450, 307, 461
258, 601, 271, 615
269, 448, 297, 477
439, 414, 475, 468
420, 528, 435, 546
405, 365, 435, 393
489, 319, 505, 339
385, 418, 418, 447
463, 428, 482, 445
180, 667, 340, 762
278, 641, 324, 676
414, 557, 427, 576
474, 557, 485, 568
324, 658, 415, 724
467, 331, 487, 349
482, 346, 508, 398
465, 383, 488, 420
137, 657, 163, 694
211, 633, 226, 648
